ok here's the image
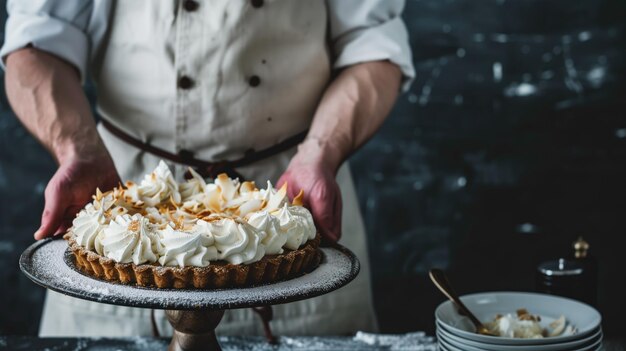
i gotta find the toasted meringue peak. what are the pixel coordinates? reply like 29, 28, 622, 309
124, 161, 181, 207
157, 222, 218, 267
208, 217, 265, 264
100, 214, 161, 265
72, 160, 317, 266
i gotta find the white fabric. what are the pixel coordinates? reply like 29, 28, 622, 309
0, 0, 111, 82
1, 0, 414, 89
92, 0, 332, 162
2, 0, 413, 337
328, 0, 414, 91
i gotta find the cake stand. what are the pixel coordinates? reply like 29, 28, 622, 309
19, 237, 360, 351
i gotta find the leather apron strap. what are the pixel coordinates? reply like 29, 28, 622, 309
101, 118, 307, 180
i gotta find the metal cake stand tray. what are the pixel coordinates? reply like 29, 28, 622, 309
20, 237, 360, 351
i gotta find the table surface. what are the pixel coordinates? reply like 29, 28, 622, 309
0, 334, 624, 351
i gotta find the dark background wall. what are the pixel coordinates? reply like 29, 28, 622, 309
1, 0, 625, 339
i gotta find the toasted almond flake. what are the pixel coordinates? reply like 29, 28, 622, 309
185, 167, 204, 183
207, 189, 222, 212
168, 195, 179, 207
240, 181, 257, 193
174, 217, 185, 230
128, 220, 140, 232
292, 189, 305, 206
238, 199, 263, 217
265, 182, 287, 211
202, 214, 231, 222
95, 188, 104, 201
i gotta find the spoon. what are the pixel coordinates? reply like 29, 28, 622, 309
429, 268, 496, 336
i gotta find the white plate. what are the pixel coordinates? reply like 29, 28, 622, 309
437, 335, 465, 351
437, 319, 599, 345
436, 322, 602, 351
435, 292, 601, 345
437, 327, 603, 351
438, 334, 602, 351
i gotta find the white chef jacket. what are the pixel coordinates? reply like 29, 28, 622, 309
2, 0, 414, 337
1, 0, 414, 89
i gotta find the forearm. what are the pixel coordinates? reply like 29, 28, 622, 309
298, 60, 402, 172
5, 47, 105, 164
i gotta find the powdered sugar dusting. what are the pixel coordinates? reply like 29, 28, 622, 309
0, 335, 438, 350
354, 332, 438, 350
20, 238, 358, 310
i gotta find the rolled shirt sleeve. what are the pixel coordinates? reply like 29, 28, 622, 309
327, 0, 415, 92
0, 1, 95, 82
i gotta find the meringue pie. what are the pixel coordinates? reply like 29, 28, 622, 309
64, 161, 321, 289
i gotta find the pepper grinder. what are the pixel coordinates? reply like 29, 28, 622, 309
536, 237, 598, 306
571, 237, 598, 306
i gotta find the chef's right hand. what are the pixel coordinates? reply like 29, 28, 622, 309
34, 148, 120, 240
3, 48, 120, 240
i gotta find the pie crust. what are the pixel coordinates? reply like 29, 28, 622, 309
65, 233, 321, 289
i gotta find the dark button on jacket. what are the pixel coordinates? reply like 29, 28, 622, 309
248, 75, 261, 87
183, 0, 199, 12
178, 76, 194, 90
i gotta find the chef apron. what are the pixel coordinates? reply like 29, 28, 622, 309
39, 0, 377, 336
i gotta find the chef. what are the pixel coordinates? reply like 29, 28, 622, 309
2, 0, 414, 337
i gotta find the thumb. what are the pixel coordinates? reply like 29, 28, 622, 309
35, 182, 67, 240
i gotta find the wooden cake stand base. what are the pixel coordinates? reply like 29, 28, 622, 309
166, 310, 224, 351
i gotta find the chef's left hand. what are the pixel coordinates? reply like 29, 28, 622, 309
277, 139, 342, 243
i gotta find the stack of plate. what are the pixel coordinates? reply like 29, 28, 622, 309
435, 292, 603, 351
